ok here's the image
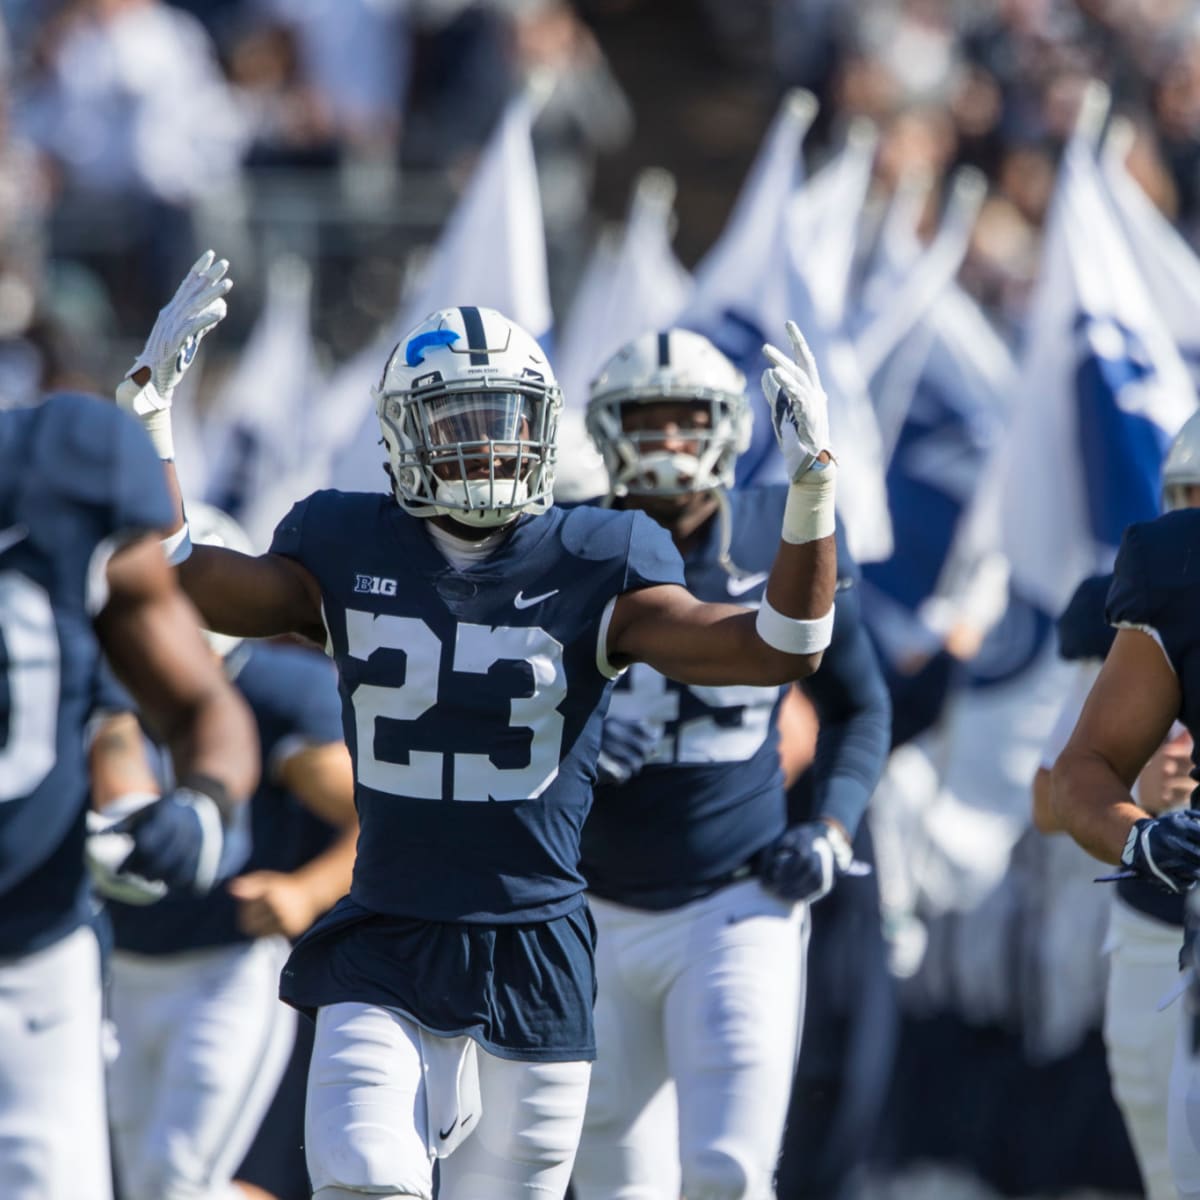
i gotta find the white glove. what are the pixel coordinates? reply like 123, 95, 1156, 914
761, 320, 833, 482
117, 251, 231, 455
85, 794, 167, 906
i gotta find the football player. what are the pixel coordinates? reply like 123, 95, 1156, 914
95, 503, 357, 1200
0, 392, 258, 1200
570, 328, 891, 1200
1037, 411, 1200, 1200
114, 254, 839, 1200
1053, 484, 1200, 1196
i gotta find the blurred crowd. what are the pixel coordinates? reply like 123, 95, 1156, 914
0, 0, 1199, 396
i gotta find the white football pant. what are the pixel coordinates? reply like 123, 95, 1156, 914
1103, 897, 1182, 1200
572, 879, 806, 1200
0, 924, 112, 1200
106, 936, 295, 1200
305, 1001, 591, 1199
1169, 954, 1200, 1200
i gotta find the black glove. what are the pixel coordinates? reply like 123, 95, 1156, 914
1121, 810, 1200, 894
759, 820, 854, 904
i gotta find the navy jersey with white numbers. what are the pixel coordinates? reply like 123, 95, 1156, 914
108, 642, 345, 955
270, 491, 684, 924
1108, 511, 1200, 927
580, 487, 879, 910
0, 395, 172, 956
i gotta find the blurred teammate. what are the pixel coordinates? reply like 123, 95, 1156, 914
1037, 413, 1200, 1200
115, 254, 838, 1200
98, 503, 356, 1200
0, 391, 257, 1200
570, 328, 890, 1200
1053, 468, 1200, 1196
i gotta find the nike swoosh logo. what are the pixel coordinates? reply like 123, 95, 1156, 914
513, 588, 559, 609
726, 571, 768, 597
439, 1118, 458, 1140
0, 524, 28, 556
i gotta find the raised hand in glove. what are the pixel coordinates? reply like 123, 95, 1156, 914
86, 783, 231, 905
596, 716, 661, 786
759, 819, 854, 904
761, 320, 833, 483
116, 250, 232, 457
1120, 809, 1200, 894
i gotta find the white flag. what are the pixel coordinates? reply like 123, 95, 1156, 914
1102, 126, 1200, 383
202, 256, 322, 549
1000, 129, 1197, 613
328, 93, 552, 494
555, 168, 692, 412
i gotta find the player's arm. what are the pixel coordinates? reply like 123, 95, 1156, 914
228, 741, 357, 939
89, 711, 160, 810
777, 686, 818, 788
114, 251, 325, 644
610, 320, 838, 686
1052, 628, 1180, 865
95, 533, 258, 802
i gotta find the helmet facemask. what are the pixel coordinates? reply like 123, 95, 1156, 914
588, 388, 750, 499
379, 378, 561, 528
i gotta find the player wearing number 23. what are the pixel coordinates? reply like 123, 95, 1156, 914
115, 253, 838, 1200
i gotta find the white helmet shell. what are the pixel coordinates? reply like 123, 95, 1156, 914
586, 329, 751, 498
375, 306, 562, 528
1163, 408, 1200, 511
186, 502, 254, 659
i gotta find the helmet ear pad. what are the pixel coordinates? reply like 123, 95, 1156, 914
586, 328, 751, 499
375, 307, 562, 527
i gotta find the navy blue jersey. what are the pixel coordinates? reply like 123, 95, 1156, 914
1108, 511, 1200, 927
269, 492, 684, 924
109, 642, 345, 954
1058, 573, 1116, 662
0, 395, 172, 956
581, 487, 886, 910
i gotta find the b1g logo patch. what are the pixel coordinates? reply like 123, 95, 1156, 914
354, 575, 397, 597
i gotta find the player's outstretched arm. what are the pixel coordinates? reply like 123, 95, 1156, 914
1053, 628, 1181, 866
608, 320, 838, 686
115, 251, 325, 644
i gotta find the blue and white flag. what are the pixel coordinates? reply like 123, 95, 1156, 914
999, 130, 1196, 614
202, 256, 323, 549
328, 92, 552, 493
1102, 124, 1200, 388
555, 168, 692, 412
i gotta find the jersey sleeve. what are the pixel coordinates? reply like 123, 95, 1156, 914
269, 495, 315, 564
622, 510, 687, 593
1057, 574, 1115, 662
800, 564, 891, 835
275, 653, 344, 759
1106, 523, 1168, 665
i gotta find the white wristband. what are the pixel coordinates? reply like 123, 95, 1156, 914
162, 522, 192, 566
782, 460, 836, 544
755, 596, 835, 655
116, 377, 175, 460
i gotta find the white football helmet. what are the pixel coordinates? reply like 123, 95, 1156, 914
187, 501, 254, 659
1163, 408, 1200, 511
375, 306, 562, 528
586, 329, 751, 498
